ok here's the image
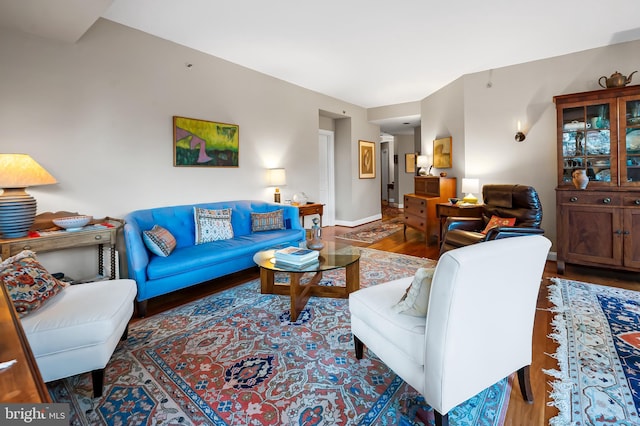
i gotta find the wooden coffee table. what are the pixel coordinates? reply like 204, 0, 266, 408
253, 242, 360, 321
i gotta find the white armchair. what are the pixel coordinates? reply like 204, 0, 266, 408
349, 235, 551, 426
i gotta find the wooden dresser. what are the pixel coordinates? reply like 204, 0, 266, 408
403, 176, 456, 245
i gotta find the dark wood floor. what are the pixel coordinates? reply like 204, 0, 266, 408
134, 206, 640, 425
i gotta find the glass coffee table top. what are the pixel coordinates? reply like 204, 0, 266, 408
253, 242, 360, 273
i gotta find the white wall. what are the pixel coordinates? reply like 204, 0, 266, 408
420, 39, 640, 250
0, 19, 379, 277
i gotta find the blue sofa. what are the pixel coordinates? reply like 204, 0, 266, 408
123, 200, 305, 316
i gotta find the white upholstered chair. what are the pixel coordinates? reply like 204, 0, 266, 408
21, 279, 137, 397
349, 235, 551, 426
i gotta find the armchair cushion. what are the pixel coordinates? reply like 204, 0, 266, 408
1, 250, 69, 317
391, 267, 434, 317
481, 215, 516, 234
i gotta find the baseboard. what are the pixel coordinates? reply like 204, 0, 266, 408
334, 213, 383, 228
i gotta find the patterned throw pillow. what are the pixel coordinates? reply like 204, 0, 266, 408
391, 267, 435, 317
143, 225, 177, 257
251, 209, 285, 232
0, 250, 69, 317
481, 215, 517, 235
194, 207, 234, 244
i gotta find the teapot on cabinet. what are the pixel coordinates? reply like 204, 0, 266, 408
598, 71, 637, 89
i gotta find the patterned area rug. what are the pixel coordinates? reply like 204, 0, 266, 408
48, 248, 512, 425
335, 219, 404, 244
546, 278, 640, 425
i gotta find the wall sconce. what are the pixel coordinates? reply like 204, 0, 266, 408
267, 168, 286, 203
416, 155, 430, 176
0, 154, 57, 238
515, 120, 526, 142
461, 178, 480, 204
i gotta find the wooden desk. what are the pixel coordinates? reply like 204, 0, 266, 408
296, 203, 324, 227
0, 216, 123, 280
0, 284, 50, 403
436, 203, 484, 244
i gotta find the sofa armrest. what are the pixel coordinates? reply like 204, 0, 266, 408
279, 204, 305, 230
444, 217, 484, 232
485, 226, 545, 240
123, 221, 150, 287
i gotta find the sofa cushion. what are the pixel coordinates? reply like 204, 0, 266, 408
194, 207, 234, 244
143, 225, 177, 257
251, 209, 285, 232
0, 250, 69, 317
349, 277, 426, 365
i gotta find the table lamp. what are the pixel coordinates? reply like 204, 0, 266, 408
416, 155, 430, 176
267, 168, 286, 203
461, 178, 480, 204
0, 154, 57, 238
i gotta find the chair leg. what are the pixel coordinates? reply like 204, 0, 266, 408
91, 369, 105, 398
120, 324, 129, 341
434, 411, 449, 426
517, 365, 534, 403
354, 335, 364, 359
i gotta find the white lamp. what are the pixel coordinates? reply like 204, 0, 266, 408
416, 155, 430, 176
0, 154, 57, 238
267, 168, 286, 203
461, 178, 480, 204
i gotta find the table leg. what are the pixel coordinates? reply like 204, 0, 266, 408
345, 259, 360, 294
289, 271, 321, 322
110, 244, 117, 279
98, 244, 104, 277
260, 268, 275, 294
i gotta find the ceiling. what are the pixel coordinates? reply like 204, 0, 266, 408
2, 0, 640, 135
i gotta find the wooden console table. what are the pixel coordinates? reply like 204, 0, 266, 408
436, 202, 484, 244
0, 215, 123, 280
296, 203, 324, 227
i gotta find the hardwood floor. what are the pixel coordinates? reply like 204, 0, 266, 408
134, 206, 640, 425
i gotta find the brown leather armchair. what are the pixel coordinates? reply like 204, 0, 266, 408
439, 184, 544, 255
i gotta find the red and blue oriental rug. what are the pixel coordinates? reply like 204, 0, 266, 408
48, 248, 512, 425
546, 278, 640, 425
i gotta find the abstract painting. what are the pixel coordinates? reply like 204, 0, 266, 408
359, 140, 375, 179
173, 116, 239, 167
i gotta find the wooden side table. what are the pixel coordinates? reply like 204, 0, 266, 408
436, 203, 484, 244
0, 216, 123, 280
296, 203, 324, 227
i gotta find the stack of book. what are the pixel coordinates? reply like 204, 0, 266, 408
273, 247, 320, 268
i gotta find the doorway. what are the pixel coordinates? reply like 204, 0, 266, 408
318, 130, 335, 226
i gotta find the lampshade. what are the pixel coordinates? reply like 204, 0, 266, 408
416, 155, 429, 168
461, 178, 480, 204
267, 168, 286, 187
267, 168, 286, 203
0, 154, 57, 239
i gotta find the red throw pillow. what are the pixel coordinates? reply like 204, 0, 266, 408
481, 215, 516, 235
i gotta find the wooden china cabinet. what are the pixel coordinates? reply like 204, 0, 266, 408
555, 85, 640, 273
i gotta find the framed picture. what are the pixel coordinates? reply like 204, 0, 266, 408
433, 136, 452, 169
405, 153, 416, 173
173, 116, 239, 167
358, 140, 376, 179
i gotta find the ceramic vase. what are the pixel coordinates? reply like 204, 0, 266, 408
572, 169, 589, 189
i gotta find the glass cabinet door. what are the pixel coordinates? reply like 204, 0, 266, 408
560, 101, 614, 186
620, 96, 640, 186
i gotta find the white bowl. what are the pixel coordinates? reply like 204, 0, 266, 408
52, 215, 93, 231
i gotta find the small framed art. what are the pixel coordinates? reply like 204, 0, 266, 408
405, 153, 416, 173
358, 140, 376, 179
173, 116, 239, 167
433, 137, 452, 169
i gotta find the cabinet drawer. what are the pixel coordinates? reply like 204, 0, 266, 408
623, 196, 640, 207
403, 214, 427, 231
299, 205, 322, 215
5, 230, 113, 256
559, 192, 621, 206
404, 196, 427, 211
